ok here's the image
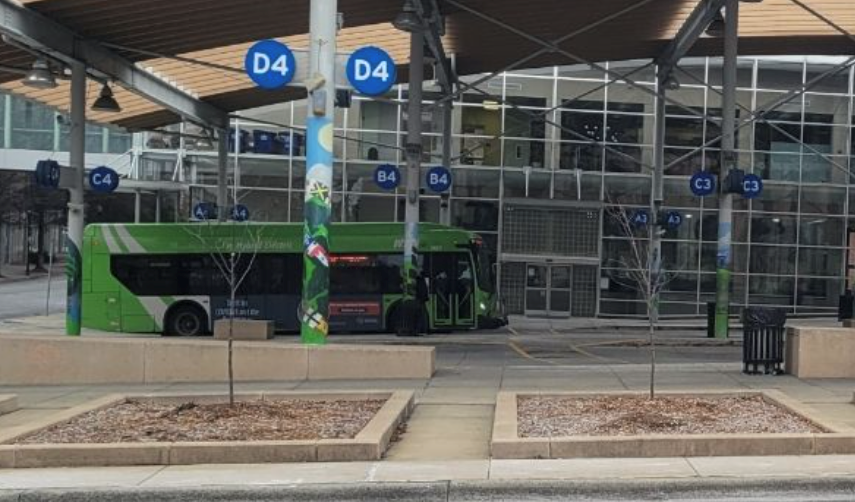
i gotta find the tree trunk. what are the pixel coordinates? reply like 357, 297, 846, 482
648, 315, 656, 400
229, 265, 236, 408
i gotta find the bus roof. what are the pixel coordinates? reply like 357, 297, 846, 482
85, 222, 479, 255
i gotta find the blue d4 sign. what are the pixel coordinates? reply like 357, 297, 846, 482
374, 164, 401, 191
88, 166, 119, 194
690, 171, 716, 197
231, 204, 250, 222
426, 166, 452, 193
742, 173, 763, 199
346, 46, 397, 96
193, 202, 217, 221
630, 210, 649, 227
245, 40, 297, 90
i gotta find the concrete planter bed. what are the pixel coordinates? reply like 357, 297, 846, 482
0, 390, 414, 468
0, 395, 17, 416
491, 390, 855, 459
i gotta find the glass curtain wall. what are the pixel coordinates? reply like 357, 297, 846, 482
166, 56, 854, 317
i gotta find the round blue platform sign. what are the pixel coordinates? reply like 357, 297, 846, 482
231, 204, 250, 222
742, 173, 763, 199
88, 166, 119, 193
245, 40, 297, 90
193, 202, 217, 221
346, 46, 397, 96
426, 166, 452, 193
374, 164, 401, 191
690, 171, 716, 197
665, 211, 683, 229
630, 210, 649, 228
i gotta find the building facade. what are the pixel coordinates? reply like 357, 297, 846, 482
6, 55, 853, 318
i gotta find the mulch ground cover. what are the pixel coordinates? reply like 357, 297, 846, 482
518, 395, 824, 437
15, 398, 387, 443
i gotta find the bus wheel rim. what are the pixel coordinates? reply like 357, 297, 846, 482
177, 313, 199, 335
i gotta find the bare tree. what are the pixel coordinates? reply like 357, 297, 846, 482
603, 193, 682, 399
184, 217, 264, 406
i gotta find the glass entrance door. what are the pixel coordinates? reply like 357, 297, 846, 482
524, 264, 572, 318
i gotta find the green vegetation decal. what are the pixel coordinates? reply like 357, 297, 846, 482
301, 116, 334, 344
65, 236, 82, 336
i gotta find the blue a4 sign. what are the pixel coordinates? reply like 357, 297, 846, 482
374, 164, 401, 191
88, 166, 119, 193
426, 166, 452, 193
231, 204, 250, 222
245, 40, 297, 90
346, 46, 396, 96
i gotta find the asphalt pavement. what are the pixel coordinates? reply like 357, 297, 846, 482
0, 275, 65, 320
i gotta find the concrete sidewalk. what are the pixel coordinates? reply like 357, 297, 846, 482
1, 455, 855, 491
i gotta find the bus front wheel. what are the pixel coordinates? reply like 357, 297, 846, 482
164, 304, 209, 337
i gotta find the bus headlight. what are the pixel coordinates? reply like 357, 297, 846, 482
479, 302, 486, 311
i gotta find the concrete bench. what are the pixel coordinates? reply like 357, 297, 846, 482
213, 319, 274, 341
786, 326, 855, 378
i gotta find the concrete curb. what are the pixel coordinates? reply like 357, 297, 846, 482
492, 389, 855, 459
0, 391, 415, 468
2, 477, 855, 501
0, 395, 18, 416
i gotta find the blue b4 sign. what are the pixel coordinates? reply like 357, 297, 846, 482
690, 171, 716, 197
245, 40, 297, 90
374, 164, 401, 191
346, 46, 396, 96
742, 173, 763, 199
88, 166, 119, 193
426, 166, 452, 193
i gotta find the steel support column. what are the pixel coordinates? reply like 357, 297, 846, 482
134, 190, 142, 223
400, 29, 425, 335
651, 70, 667, 326
217, 129, 228, 222
300, 0, 337, 344
65, 61, 86, 336
439, 94, 452, 226
715, 0, 739, 338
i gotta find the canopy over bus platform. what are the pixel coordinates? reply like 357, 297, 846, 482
0, 0, 852, 131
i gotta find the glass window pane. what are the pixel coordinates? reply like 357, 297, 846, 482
751, 214, 797, 244
10, 98, 54, 150
452, 168, 500, 198
800, 185, 845, 214
798, 247, 843, 277
799, 216, 844, 246
749, 276, 794, 306
750, 245, 796, 275
750, 183, 799, 213
452, 200, 498, 232
797, 277, 842, 308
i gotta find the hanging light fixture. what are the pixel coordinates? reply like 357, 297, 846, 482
393, 0, 423, 33
91, 83, 121, 113
663, 75, 681, 91
22, 59, 57, 89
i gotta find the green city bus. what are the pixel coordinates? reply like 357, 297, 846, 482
81, 222, 505, 336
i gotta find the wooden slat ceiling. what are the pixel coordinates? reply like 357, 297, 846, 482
0, 0, 852, 130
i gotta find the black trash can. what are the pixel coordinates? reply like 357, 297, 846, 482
742, 307, 787, 375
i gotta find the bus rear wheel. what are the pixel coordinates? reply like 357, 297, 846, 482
165, 304, 208, 337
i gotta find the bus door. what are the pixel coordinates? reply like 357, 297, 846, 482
428, 253, 475, 329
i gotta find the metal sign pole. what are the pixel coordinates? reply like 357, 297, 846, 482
300, 0, 338, 345
65, 61, 86, 336
45, 228, 55, 316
